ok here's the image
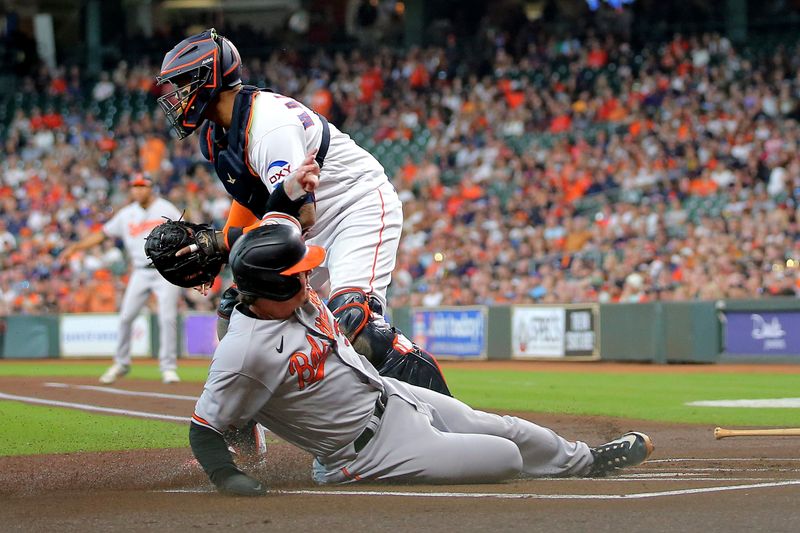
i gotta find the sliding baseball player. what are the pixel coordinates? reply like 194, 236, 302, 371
178, 216, 654, 495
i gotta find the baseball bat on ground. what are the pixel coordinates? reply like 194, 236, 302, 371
714, 427, 800, 439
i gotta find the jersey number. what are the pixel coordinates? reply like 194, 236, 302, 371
280, 97, 314, 130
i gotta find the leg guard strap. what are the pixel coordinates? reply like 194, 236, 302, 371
328, 288, 451, 396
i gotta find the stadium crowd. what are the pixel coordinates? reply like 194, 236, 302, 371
1, 28, 800, 315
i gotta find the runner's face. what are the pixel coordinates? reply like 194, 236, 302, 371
250, 272, 310, 319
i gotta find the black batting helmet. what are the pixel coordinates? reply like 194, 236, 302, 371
229, 214, 325, 301
156, 28, 242, 139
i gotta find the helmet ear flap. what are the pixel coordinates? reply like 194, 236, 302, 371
218, 35, 243, 88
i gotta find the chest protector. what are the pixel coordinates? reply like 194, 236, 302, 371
198, 86, 330, 219
198, 85, 270, 218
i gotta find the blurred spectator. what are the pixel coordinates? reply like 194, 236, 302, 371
2, 28, 800, 316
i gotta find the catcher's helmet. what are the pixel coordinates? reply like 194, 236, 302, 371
229, 215, 325, 301
156, 28, 242, 139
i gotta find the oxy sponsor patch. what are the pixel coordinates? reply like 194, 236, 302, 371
267, 160, 291, 184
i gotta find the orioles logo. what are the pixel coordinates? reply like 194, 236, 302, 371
128, 220, 163, 237
308, 290, 343, 340
288, 335, 330, 390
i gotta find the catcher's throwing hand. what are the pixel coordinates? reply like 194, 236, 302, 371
145, 219, 226, 288
283, 149, 320, 200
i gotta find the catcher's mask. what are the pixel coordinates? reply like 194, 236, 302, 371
229, 215, 325, 302
156, 28, 242, 139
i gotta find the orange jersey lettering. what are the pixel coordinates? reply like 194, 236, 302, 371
308, 290, 342, 339
128, 219, 164, 237
288, 335, 330, 390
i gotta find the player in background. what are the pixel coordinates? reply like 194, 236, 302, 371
59, 174, 183, 384
188, 217, 654, 496
156, 28, 450, 395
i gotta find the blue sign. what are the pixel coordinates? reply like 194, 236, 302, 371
724, 311, 800, 356
411, 308, 486, 359
183, 314, 219, 358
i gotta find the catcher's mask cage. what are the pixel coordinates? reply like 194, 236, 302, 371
229, 217, 325, 302
156, 28, 242, 139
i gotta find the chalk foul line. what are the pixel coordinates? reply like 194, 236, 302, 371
44, 382, 197, 401
0, 391, 190, 423
159, 480, 800, 499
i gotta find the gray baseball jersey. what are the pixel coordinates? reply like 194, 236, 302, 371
102, 197, 182, 372
193, 290, 594, 483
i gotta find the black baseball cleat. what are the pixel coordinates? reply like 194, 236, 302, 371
588, 431, 654, 477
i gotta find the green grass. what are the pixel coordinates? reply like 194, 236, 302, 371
0, 401, 187, 456
2, 361, 800, 456
0, 362, 210, 382
445, 369, 800, 426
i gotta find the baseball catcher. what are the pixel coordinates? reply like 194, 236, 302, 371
144, 219, 227, 289
156, 28, 452, 398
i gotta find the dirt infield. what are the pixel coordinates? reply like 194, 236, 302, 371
2, 365, 800, 532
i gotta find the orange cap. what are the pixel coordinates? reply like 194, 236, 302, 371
130, 173, 153, 187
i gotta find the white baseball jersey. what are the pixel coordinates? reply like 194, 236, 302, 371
101, 196, 182, 372
102, 197, 182, 268
245, 92, 401, 303
247, 92, 386, 231
192, 289, 594, 483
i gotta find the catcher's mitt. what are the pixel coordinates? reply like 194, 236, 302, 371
145, 219, 226, 288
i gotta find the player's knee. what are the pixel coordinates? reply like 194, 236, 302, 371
466, 437, 522, 482
499, 444, 524, 480
118, 313, 138, 326
159, 315, 177, 327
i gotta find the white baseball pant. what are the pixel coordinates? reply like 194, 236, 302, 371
314, 379, 594, 484
115, 268, 180, 372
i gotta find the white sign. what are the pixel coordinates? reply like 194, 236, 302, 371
512, 307, 566, 358
60, 314, 151, 358
750, 313, 787, 350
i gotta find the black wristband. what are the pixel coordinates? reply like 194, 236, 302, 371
265, 182, 307, 218
225, 226, 245, 248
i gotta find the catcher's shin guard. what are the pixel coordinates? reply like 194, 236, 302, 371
328, 288, 451, 396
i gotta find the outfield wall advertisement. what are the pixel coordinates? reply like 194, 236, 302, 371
60, 314, 151, 358
411, 307, 487, 359
182, 314, 219, 358
512, 305, 598, 360
723, 311, 800, 356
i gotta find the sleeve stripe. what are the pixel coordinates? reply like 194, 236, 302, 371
191, 413, 222, 434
